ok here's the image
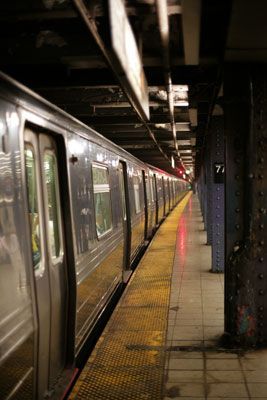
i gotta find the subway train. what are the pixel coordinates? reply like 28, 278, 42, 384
0, 72, 188, 399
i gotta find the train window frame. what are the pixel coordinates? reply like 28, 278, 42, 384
92, 163, 113, 239
133, 174, 141, 214
149, 175, 154, 203
157, 176, 163, 199
145, 175, 150, 205
24, 143, 44, 275
118, 162, 127, 221
43, 148, 63, 262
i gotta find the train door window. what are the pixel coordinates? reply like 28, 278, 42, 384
25, 145, 42, 270
145, 175, 150, 205
162, 177, 165, 198
153, 174, 157, 199
133, 175, 141, 213
158, 177, 162, 199
44, 151, 62, 259
92, 164, 112, 237
118, 163, 126, 221
149, 176, 154, 203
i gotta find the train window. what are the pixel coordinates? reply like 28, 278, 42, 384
158, 177, 162, 199
145, 176, 150, 204
162, 177, 165, 198
153, 175, 157, 201
25, 145, 41, 269
149, 177, 154, 202
92, 165, 112, 237
44, 151, 61, 258
133, 175, 141, 214
118, 163, 126, 221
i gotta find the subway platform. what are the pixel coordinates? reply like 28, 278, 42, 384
69, 194, 267, 400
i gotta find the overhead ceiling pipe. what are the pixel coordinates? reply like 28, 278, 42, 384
155, 0, 185, 170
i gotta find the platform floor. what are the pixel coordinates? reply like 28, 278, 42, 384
70, 194, 267, 399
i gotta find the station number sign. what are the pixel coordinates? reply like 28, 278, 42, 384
213, 163, 225, 183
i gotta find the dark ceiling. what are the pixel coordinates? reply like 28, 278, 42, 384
1, 0, 259, 178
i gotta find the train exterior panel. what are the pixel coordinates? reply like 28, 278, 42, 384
0, 97, 36, 400
0, 72, 189, 399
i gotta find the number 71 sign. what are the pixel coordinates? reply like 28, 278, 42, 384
213, 163, 225, 183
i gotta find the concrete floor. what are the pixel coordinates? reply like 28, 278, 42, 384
164, 194, 267, 399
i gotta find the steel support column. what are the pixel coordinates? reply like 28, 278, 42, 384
225, 65, 267, 346
202, 164, 208, 231
206, 139, 213, 245
210, 116, 224, 272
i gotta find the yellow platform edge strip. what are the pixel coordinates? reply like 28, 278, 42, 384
70, 191, 192, 400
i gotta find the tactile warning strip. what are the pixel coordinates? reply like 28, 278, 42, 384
70, 192, 192, 400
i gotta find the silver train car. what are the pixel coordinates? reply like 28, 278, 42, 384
0, 72, 188, 399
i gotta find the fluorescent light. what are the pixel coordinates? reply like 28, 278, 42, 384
174, 100, 189, 107
155, 123, 167, 129
173, 85, 188, 91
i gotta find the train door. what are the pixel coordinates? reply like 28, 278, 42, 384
162, 176, 166, 216
167, 178, 171, 211
142, 170, 148, 240
153, 174, 158, 224
173, 180, 176, 204
118, 161, 131, 279
170, 179, 174, 208
24, 128, 68, 398
149, 172, 156, 237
